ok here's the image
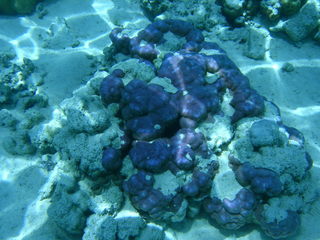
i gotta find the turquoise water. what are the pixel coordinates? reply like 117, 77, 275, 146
0, 1, 320, 240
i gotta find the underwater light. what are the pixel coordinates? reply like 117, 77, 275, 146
285, 105, 320, 117
271, 63, 280, 70
0, 169, 10, 181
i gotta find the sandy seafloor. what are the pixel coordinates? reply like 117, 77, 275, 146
0, 0, 320, 239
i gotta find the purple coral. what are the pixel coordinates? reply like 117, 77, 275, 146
100, 69, 124, 104
120, 79, 179, 140
129, 139, 172, 173
183, 170, 213, 197
233, 162, 283, 197
123, 171, 175, 219
98, 19, 311, 239
170, 128, 209, 171
203, 188, 257, 230
101, 147, 122, 173
255, 206, 301, 239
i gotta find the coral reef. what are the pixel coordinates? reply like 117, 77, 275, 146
0, 54, 49, 155
16, 9, 315, 238
218, 0, 306, 25
270, 0, 320, 42
138, 0, 221, 29
203, 188, 257, 230
95, 19, 314, 239
0, 0, 317, 237
47, 174, 90, 235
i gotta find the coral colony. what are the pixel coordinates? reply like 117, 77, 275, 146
100, 19, 311, 239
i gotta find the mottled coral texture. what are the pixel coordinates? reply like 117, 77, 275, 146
99, 19, 312, 239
